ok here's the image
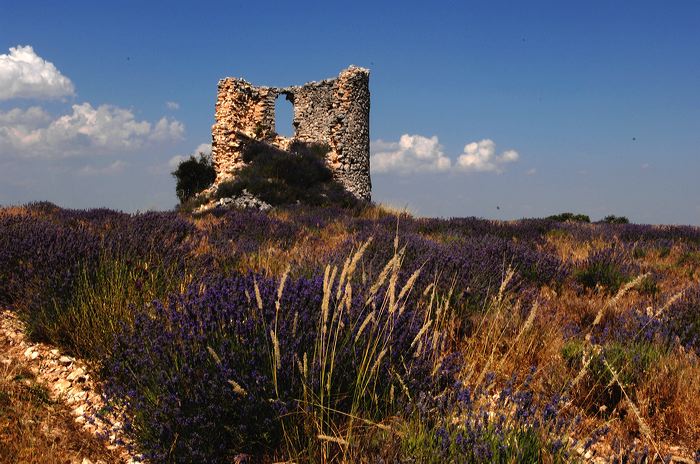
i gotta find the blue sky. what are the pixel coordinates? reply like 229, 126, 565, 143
1, 1, 699, 224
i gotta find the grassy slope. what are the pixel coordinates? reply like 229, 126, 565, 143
1, 203, 699, 462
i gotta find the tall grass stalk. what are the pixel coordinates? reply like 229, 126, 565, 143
287, 235, 455, 461
52, 252, 189, 359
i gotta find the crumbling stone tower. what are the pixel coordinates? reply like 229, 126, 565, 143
211, 66, 371, 201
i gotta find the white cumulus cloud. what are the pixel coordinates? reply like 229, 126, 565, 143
371, 134, 519, 175
166, 101, 180, 110
0, 106, 51, 127
456, 139, 519, 173
168, 143, 212, 169
151, 117, 185, 142
78, 160, 128, 176
371, 134, 452, 174
0, 103, 184, 158
0, 45, 75, 100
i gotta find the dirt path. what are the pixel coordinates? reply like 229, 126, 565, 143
0, 310, 142, 463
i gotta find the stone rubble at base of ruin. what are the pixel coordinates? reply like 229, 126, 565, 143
211, 65, 371, 201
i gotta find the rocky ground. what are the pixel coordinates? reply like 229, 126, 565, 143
0, 310, 141, 464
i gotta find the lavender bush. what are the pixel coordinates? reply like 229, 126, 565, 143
102, 242, 454, 461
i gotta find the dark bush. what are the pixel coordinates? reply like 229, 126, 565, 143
172, 153, 216, 203
600, 215, 630, 224
574, 246, 634, 294
214, 141, 359, 207
546, 212, 591, 223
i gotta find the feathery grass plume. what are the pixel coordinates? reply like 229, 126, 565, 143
398, 267, 422, 302
315, 262, 341, 445
655, 287, 686, 318
346, 238, 372, 281
326, 280, 352, 403
411, 319, 433, 350
631, 287, 688, 342
366, 253, 399, 305
276, 265, 290, 308
270, 329, 281, 373
370, 348, 388, 378
303, 351, 308, 383
271, 266, 289, 398
431, 278, 456, 357
299, 351, 308, 404
337, 238, 372, 300
591, 272, 650, 329
336, 254, 353, 301
207, 346, 222, 365
317, 434, 349, 446
355, 311, 375, 342
567, 344, 601, 394
413, 339, 423, 358
254, 278, 263, 312
388, 248, 403, 314
270, 327, 281, 396
343, 282, 352, 312
321, 265, 337, 340
495, 266, 515, 305
292, 311, 298, 338
227, 379, 247, 396
520, 300, 539, 333
496, 301, 539, 372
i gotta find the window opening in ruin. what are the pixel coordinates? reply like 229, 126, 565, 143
274, 95, 294, 137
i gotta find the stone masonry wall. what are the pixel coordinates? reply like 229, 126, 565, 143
211, 66, 371, 201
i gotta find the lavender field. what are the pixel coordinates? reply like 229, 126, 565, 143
1, 202, 699, 463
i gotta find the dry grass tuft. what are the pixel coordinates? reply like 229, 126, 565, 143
636, 350, 700, 445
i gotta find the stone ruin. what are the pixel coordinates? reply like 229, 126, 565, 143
211, 65, 371, 201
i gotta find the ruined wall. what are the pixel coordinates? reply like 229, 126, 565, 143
211, 66, 371, 201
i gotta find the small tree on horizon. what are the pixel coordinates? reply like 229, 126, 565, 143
601, 215, 630, 224
171, 153, 216, 203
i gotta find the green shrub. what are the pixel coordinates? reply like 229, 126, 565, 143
546, 212, 591, 223
214, 141, 359, 208
637, 274, 659, 296
561, 339, 586, 369
564, 339, 663, 412
632, 246, 647, 259
677, 250, 700, 267
575, 263, 627, 293
592, 341, 663, 409
172, 153, 216, 203
600, 215, 630, 224
47, 253, 187, 359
